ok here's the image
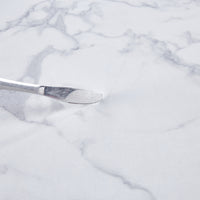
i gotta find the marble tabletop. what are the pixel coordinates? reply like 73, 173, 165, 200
0, 0, 200, 199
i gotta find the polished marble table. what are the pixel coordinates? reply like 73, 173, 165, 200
0, 0, 200, 199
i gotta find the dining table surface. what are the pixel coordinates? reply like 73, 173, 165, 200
0, 0, 200, 200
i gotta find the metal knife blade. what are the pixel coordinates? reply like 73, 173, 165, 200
43, 86, 103, 104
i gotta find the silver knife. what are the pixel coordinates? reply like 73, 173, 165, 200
0, 78, 103, 104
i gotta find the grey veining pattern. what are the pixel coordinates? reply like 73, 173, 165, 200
0, 0, 200, 199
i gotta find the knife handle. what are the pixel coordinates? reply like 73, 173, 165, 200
0, 78, 42, 94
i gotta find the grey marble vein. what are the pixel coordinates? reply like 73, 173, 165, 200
79, 141, 157, 200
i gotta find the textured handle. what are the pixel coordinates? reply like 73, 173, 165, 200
0, 78, 41, 94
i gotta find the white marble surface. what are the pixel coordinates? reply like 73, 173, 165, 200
0, 0, 200, 199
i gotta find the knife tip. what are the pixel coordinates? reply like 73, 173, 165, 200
66, 89, 103, 104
